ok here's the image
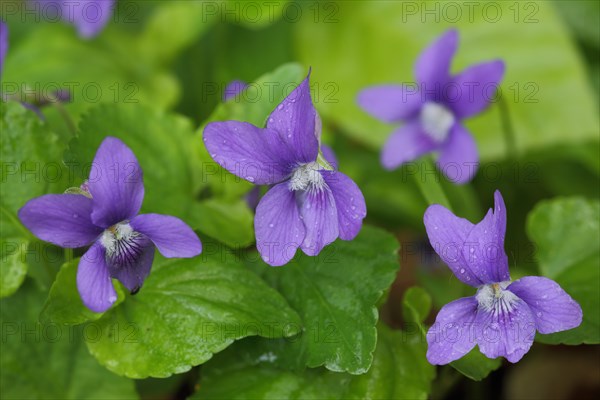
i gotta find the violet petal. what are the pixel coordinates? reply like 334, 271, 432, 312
415, 29, 458, 92
223, 80, 247, 101
298, 185, 339, 256
321, 170, 366, 241
18, 194, 102, 248
461, 190, 510, 284
63, 0, 115, 38
437, 123, 479, 184
88, 137, 144, 228
76, 242, 117, 313
474, 297, 535, 363
0, 21, 7, 76
204, 121, 295, 185
265, 73, 319, 163
255, 182, 305, 266
448, 60, 505, 119
105, 233, 155, 294
130, 213, 202, 258
423, 204, 482, 286
426, 296, 478, 365
381, 121, 437, 170
357, 85, 422, 123
508, 276, 583, 334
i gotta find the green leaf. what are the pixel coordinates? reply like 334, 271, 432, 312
0, 101, 67, 297
450, 348, 502, 381
202, 62, 305, 128
39, 259, 125, 326
85, 248, 301, 378
526, 197, 599, 278
246, 226, 400, 374
553, 0, 600, 47
192, 324, 434, 400
402, 286, 432, 328
65, 103, 201, 220
527, 197, 600, 344
212, 20, 295, 86
224, 1, 291, 29
138, 1, 217, 65
3, 24, 179, 125
0, 237, 28, 298
188, 199, 255, 248
293, 1, 599, 160
0, 280, 138, 399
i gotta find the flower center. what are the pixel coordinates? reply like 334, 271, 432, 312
420, 102, 455, 143
476, 281, 518, 314
289, 161, 325, 191
101, 222, 141, 260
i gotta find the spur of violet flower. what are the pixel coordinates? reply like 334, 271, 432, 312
357, 29, 505, 184
18, 137, 202, 313
204, 72, 366, 266
34, 0, 115, 38
424, 191, 582, 364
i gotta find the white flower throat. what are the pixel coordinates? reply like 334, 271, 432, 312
476, 281, 518, 314
289, 161, 325, 191
420, 102, 455, 143
100, 222, 138, 258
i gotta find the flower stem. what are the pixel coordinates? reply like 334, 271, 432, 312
498, 96, 518, 159
50, 101, 77, 136
414, 157, 453, 211
64, 248, 73, 263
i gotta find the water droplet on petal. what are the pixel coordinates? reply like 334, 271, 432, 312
460, 268, 465, 274
269, 223, 274, 228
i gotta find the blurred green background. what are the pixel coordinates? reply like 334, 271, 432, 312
1, 1, 598, 399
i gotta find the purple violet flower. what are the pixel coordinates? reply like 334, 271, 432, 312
221, 79, 339, 212
18, 137, 202, 312
204, 72, 366, 266
0, 21, 7, 77
424, 190, 582, 364
223, 80, 248, 101
35, 0, 115, 38
357, 29, 505, 184
243, 144, 338, 212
